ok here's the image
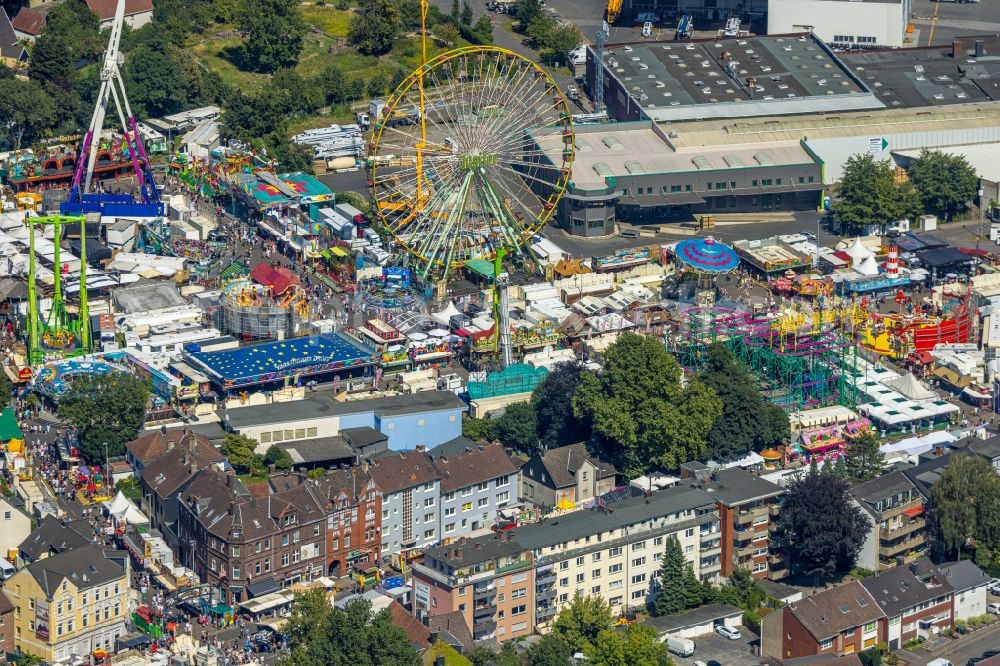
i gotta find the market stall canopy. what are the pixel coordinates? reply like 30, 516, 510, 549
845, 237, 874, 264
855, 255, 880, 276
431, 302, 461, 326
883, 372, 937, 401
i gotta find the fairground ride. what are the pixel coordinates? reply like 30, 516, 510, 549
367, 1, 575, 281
61, 0, 163, 217
25, 215, 92, 365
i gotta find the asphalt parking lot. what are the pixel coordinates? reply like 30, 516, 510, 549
671, 626, 762, 666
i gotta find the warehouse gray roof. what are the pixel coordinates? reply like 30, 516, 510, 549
509, 486, 716, 550
424, 534, 528, 568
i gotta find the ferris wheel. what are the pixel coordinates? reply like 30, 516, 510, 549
368, 46, 575, 279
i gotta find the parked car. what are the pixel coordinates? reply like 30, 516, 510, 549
986, 603, 1000, 615
715, 625, 742, 640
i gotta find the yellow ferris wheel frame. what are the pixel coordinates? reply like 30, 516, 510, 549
367, 42, 575, 273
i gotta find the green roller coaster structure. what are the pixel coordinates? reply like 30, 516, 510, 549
26, 215, 92, 366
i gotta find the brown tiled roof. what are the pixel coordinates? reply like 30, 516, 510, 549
11, 7, 45, 36
388, 600, 431, 650
434, 443, 518, 493
0, 589, 14, 615
538, 443, 616, 489
428, 611, 473, 651
313, 467, 378, 505
128, 429, 221, 466
85, 0, 153, 21
369, 450, 441, 494
140, 438, 226, 500
786, 581, 884, 642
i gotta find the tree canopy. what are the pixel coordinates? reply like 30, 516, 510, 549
929, 453, 1000, 559
57, 373, 150, 463
532, 361, 592, 449
234, 0, 306, 72
584, 624, 673, 666
907, 149, 979, 222
0, 78, 56, 150
781, 464, 869, 581
573, 333, 721, 476
348, 0, 401, 56
279, 590, 420, 666
649, 536, 703, 616
844, 432, 885, 481
264, 445, 294, 471
700, 344, 788, 461
551, 593, 614, 653
831, 153, 921, 233
221, 433, 261, 475
490, 401, 539, 454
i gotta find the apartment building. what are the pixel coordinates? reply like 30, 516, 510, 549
4, 546, 131, 663
850, 471, 927, 571
860, 561, 954, 651
761, 581, 885, 660
309, 467, 382, 577
680, 464, 785, 580
434, 444, 518, 539
370, 449, 442, 559
520, 443, 616, 510
413, 535, 535, 643
176, 468, 328, 603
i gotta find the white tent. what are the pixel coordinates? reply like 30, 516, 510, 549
845, 237, 874, 265
855, 255, 880, 276
430, 301, 461, 326
883, 372, 938, 401
104, 491, 149, 526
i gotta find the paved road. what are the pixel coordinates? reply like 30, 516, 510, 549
902, 620, 1000, 666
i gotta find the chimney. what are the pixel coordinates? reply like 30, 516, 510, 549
160, 425, 167, 435
229, 501, 237, 516
429, 632, 439, 644
953, 40, 962, 59
416, 445, 426, 453
268, 464, 276, 475
189, 459, 198, 475
455, 548, 462, 559
226, 473, 233, 488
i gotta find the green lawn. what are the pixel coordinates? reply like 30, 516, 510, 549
300, 4, 353, 37
188, 33, 268, 91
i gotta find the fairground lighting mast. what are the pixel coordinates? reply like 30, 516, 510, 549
62, 0, 163, 217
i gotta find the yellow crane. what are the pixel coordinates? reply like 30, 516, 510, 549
606, 0, 622, 23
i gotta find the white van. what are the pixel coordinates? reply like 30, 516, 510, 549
664, 636, 695, 657
927, 659, 953, 666
0, 560, 16, 581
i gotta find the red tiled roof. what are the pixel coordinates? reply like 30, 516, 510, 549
388, 601, 431, 649
433, 443, 518, 493
85, 0, 154, 21
250, 263, 300, 295
11, 7, 45, 35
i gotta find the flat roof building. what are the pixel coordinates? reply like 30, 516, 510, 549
768, 0, 910, 50
586, 33, 881, 124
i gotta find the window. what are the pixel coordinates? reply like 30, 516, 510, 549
459, 586, 466, 596
511, 588, 526, 599
512, 604, 526, 616
609, 580, 623, 590
444, 507, 455, 517
560, 577, 569, 587
592, 552, 601, 562
863, 622, 876, 632
282, 553, 289, 566
610, 547, 623, 557
631, 573, 646, 584
632, 541, 646, 551
609, 563, 623, 574
461, 502, 472, 512
631, 590, 646, 600
424, 529, 435, 539
496, 492, 509, 504
498, 594, 505, 603
592, 569, 601, 579
495, 475, 508, 487
424, 513, 435, 523
264, 538, 270, 549
670, 185, 681, 193
560, 561, 569, 570
653, 536, 663, 546
478, 498, 488, 508
282, 535, 289, 546
255, 562, 261, 575
576, 573, 585, 583
632, 557, 646, 567
264, 558, 271, 572
819, 638, 834, 650
442, 491, 455, 502
424, 497, 434, 507
610, 595, 623, 605
445, 523, 455, 533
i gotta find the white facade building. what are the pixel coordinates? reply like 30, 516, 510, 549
767, 0, 910, 49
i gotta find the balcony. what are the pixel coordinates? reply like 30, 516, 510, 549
769, 504, 781, 518
474, 604, 495, 620
473, 583, 495, 600
537, 570, 557, 586
881, 499, 924, 521
495, 559, 532, 575
736, 543, 754, 557
537, 604, 557, 620
734, 526, 753, 539
886, 517, 925, 537
879, 533, 925, 557
734, 511, 754, 526
536, 586, 556, 602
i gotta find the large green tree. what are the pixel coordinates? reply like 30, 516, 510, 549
490, 401, 538, 454
234, 0, 306, 72
907, 149, 979, 222
221, 434, 260, 474
573, 333, 721, 476
831, 153, 919, 234
514, 0, 543, 32
700, 343, 788, 461
781, 464, 869, 582
585, 624, 673, 666
29, 34, 75, 91
532, 361, 592, 449
650, 536, 702, 616
124, 37, 190, 118
551, 593, 614, 653
844, 432, 885, 481
0, 78, 56, 150
264, 445, 294, 471
348, 0, 401, 56
524, 634, 573, 666
712, 567, 767, 610
57, 373, 150, 463
929, 453, 1000, 559
280, 590, 420, 666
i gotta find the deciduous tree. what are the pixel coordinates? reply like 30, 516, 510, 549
58, 373, 150, 463
929, 453, 1000, 558
490, 401, 538, 453
221, 433, 260, 474
348, 0, 401, 56
551, 593, 614, 653
264, 445, 294, 471
0, 78, 56, 150
234, 0, 306, 72
781, 464, 869, 582
908, 149, 979, 221
573, 333, 721, 476
585, 624, 673, 666
524, 634, 574, 666
831, 153, 917, 234
532, 361, 592, 449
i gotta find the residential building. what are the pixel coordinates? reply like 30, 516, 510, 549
0, 8, 26, 66
225, 391, 465, 452
10, 6, 45, 42
0, 497, 32, 561
4, 546, 130, 663
370, 449, 442, 559
18, 516, 92, 565
859, 561, 954, 651
760, 581, 885, 660
176, 468, 327, 603
434, 444, 518, 539
519, 443, 616, 510
413, 534, 535, 643
309, 467, 382, 577
138, 433, 226, 550
126, 429, 216, 476
849, 471, 927, 571
0, 590, 14, 655
84, 0, 153, 29
937, 560, 990, 621
679, 463, 785, 580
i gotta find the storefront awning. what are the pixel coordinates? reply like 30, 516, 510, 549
246, 577, 281, 598
902, 505, 924, 517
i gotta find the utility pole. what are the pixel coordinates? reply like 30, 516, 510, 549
978, 185, 985, 273
594, 29, 606, 115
